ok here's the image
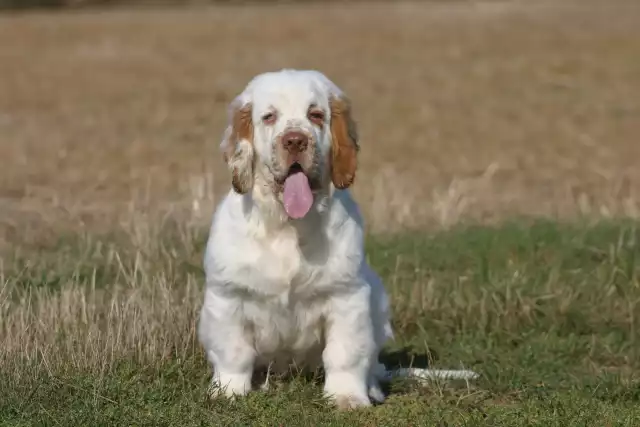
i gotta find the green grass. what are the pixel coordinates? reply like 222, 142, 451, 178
1, 220, 640, 426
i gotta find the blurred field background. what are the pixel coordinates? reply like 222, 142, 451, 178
2, 0, 640, 246
1, 1, 640, 425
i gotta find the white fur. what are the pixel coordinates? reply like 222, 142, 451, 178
197, 69, 477, 409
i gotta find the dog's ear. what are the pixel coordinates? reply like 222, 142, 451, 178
221, 99, 255, 194
329, 95, 359, 189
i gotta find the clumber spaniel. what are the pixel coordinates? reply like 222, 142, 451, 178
197, 69, 477, 409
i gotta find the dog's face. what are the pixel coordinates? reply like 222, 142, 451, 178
220, 70, 359, 219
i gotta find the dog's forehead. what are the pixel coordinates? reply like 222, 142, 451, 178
244, 70, 341, 111
251, 76, 324, 111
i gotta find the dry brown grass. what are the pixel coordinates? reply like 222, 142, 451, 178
1, 0, 639, 244
1, 236, 203, 378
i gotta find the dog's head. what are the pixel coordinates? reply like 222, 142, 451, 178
220, 69, 359, 219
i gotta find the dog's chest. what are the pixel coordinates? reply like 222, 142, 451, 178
243, 228, 332, 356
252, 227, 329, 297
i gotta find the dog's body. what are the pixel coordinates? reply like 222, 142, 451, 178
197, 70, 389, 408
197, 69, 476, 409
199, 185, 391, 407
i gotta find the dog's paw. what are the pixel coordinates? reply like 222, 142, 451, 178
332, 394, 372, 411
207, 374, 251, 400
324, 370, 371, 410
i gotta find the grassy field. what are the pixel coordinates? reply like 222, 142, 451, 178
2, 221, 640, 425
1, 0, 640, 425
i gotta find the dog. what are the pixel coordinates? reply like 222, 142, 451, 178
197, 69, 477, 410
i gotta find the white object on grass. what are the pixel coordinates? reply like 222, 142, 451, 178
382, 367, 480, 382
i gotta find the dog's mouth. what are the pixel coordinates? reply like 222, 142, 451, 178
277, 162, 321, 189
286, 162, 304, 177
282, 162, 314, 219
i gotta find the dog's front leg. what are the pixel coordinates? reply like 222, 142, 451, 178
322, 286, 375, 410
198, 294, 255, 399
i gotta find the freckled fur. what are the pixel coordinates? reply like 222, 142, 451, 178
330, 96, 359, 189
222, 103, 255, 194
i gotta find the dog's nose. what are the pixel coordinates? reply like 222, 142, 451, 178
281, 131, 309, 153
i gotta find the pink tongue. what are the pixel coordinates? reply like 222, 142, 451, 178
283, 171, 313, 219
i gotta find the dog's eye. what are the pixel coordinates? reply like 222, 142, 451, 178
262, 112, 277, 125
308, 110, 325, 126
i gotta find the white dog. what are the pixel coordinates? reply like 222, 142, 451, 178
197, 69, 477, 409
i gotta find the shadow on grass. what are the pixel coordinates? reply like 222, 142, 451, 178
243, 345, 439, 402
381, 345, 437, 371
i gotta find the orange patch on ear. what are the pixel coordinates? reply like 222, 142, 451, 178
223, 103, 255, 194
330, 96, 359, 189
